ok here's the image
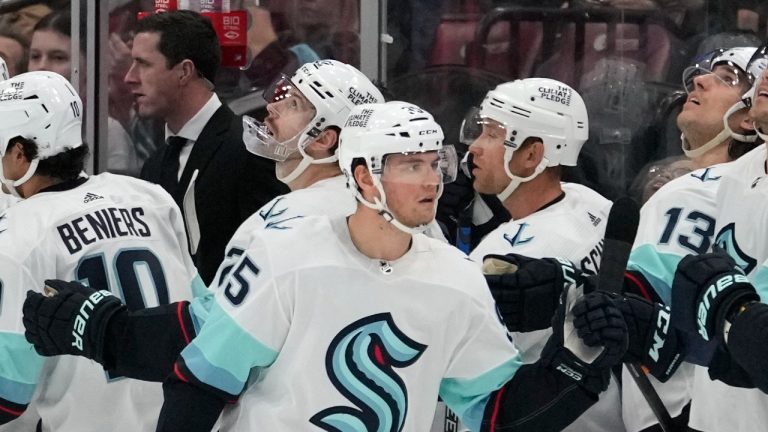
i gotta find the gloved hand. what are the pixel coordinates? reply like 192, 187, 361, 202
483, 253, 584, 332
587, 293, 685, 382
540, 284, 628, 395
23, 279, 125, 364
672, 251, 759, 343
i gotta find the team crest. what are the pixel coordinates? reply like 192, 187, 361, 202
310, 313, 427, 432
715, 223, 757, 274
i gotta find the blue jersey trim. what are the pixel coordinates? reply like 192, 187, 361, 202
439, 354, 523, 431
181, 301, 278, 396
0, 332, 44, 404
628, 244, 685, 305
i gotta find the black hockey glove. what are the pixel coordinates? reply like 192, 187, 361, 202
541, 284, 628, 395
595, 293, 685, 382
672, 251, 759, 345
483, 253, 584, 332
23, 279, 125, 364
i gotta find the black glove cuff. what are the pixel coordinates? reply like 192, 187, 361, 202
715, 287, 760, 342
542, 347, 610, 395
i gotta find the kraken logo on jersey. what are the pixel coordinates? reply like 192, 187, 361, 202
503, 223, 533, 247
690, 168, 721, 183
310, 313, 427, 432
715, 223, 757, 274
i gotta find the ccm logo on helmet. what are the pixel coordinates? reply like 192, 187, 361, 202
697, 273, 750, 340
71, 290, 114, 351
538, 85, 572, 106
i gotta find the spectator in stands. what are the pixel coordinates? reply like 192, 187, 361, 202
0, 28, 29, 77
28, 10, 141, 176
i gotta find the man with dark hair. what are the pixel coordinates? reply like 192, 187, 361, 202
128, 10, 287, 284
0, 29, 28, 77
0, 71, 202, 431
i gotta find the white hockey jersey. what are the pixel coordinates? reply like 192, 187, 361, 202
0, 173, 203, 432
198, 175, 446, 315
181, 215, 521, 431
622, 161, 729, 432
465, 182, 620, 432
685, 145, 768, 432
0, 194, 17, 213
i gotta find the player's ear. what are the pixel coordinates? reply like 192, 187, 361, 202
524, 139, 545, 168
307, 127, 338, 158
353, 163, 377, 199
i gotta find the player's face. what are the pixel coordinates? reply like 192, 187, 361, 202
678, 64, 748, 141
380, 151, 442, 227
264, 88, 316, 177
468, 119, 511, 194
1, 142, 28, 191
124, 32, 181, 121
749, 69, 768, 132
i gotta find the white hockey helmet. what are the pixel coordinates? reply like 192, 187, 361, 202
721, 44, 768, 143
681, 47, 761, 157
243, 60, 385, 184
0, 71, 84, 197
338, 101, 458, 234
0, 56, 8, 81
461, 78, 588, 200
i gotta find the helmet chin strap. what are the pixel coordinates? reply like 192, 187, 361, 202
723, 102, 758, 143
755, 122, 768, 142
681, 128, 731, 159
354, 176, 429, 235
0, 158, 39, 199
497, 147, 547, 202
277, 135, 339, 185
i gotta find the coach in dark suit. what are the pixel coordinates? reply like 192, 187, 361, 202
126, 11, 288, 284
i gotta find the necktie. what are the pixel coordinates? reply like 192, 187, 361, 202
160, 136, 187, 195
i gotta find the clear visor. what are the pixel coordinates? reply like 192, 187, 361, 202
682, 63, 751, 94
460, 112, 511, 148
459, 106, 482, 145
242, 76, 317, 161
380, 146, 458, 185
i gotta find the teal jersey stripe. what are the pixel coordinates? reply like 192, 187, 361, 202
0, 332, 44, 404
191, 274, 208, 299
628, 244, 685, 305
752, 266, 768, 303
181, 300, 278, 395
439, 354, 523, 431
188, 292, 214, 335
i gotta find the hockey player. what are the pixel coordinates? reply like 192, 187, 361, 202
148, 101, 628, 431
454, 77, 621, 432
0, 71, 201, 430
0, 55, 17, 214
619, 45, 766, 432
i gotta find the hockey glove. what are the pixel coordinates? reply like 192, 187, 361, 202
23, 279, 125, 364
594, 293, 685, 382
672, 251, 759, 344
541, 284, 628, 395
483, 253, 584, 332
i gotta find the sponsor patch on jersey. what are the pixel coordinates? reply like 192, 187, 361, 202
83, 192, 104, 203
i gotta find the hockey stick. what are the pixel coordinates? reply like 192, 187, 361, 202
599, 197, 676, 432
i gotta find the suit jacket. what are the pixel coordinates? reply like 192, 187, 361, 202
141, 105, 289, 285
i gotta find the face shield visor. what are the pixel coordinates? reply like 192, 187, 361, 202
378, 146, 459, 186
242, 75, 317, 161
460, 108, 512, 150
682, 52, 753, 95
